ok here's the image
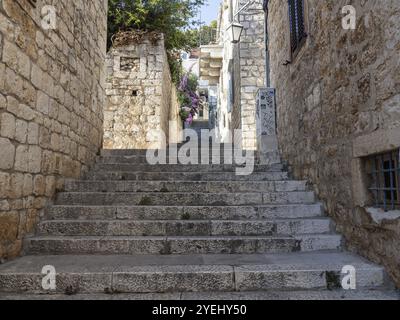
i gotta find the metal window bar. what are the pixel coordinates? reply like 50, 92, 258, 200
368, 149, 400, 211
397, 150, 400, 206
389, 152, 395, 210
296, 0, 306, 42
288, 0, 305, 54
27, 0, 37, 7
372, 157, 379, 208
288, 0, 298, 53
380, 154, 387, 210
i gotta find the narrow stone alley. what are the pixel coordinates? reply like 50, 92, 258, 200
0, 0, 399, 302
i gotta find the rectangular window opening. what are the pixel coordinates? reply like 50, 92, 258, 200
27, 0, 37, 7
288, 0, 306, 55
365, 149, 400, 211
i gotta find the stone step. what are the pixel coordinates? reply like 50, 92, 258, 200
1, 290, 399, 300
181, 290, 400, 300
0, 252, 390, 295
24, 235, 342, 255
93, 163, 283, 172
55, 192, 316, 206
64, 180, 308, 193
101, 147, 253, 157
87, 171, 289, 181
189, 120, 209, 127
46, 204, 324, 221
37, 218, 333, 236
97, 155, 261, 164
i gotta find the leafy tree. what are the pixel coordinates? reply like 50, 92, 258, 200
108, 0, 205, 51
183, 20, 218, 47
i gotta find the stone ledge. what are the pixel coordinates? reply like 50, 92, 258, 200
353, 128, 400, 158
366, 207, 400, 224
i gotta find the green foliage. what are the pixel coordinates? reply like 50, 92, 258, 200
108, 0, 205, 51
167, 52, 184, 85
177, 72, 200, 123
177, 91, 190, 107
186, 73, 199, 92
179, 109, 190, 122
184, 20, 218, 47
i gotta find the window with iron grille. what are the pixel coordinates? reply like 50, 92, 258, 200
365, 149, 400, 211
26, 0, 37, 7
288, 0, 306, 55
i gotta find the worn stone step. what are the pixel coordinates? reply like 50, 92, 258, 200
93, 163, 283, 172
64, 180, 308, 193
55, 192, 316, 206
87, 171, 289, 181
37, 218, 332, 237
180, 290, 400, 300
25, 235, 342, 255
1, 290, 399, 300
46, 204, 324, 221
97, 155, 262, 164
189, 120, 210, 127
0, 252, 390, 295
101, 147, 253, 157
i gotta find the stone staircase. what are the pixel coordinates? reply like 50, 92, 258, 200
0, 143, 398, 300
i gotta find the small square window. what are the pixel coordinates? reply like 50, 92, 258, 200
365, 149, 400, 211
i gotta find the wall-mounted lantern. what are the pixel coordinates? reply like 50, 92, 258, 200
227, 22, 244, 44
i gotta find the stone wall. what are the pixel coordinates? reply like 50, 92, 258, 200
231, 42, 242, 147
215, 0, 264, 148
217, 2, 233, 143
268, 0, 400, 286
0, 0, 107, 259
104, 35, 181, 149
238, 0, 266, 150
169, 85, 183, 144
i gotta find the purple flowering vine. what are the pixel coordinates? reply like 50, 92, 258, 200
178, 72, 200, 125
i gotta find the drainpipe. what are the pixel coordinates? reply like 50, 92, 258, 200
263, 0, 271, 87
229, 0, 234, 23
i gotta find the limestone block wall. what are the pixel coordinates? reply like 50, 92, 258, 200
238, 0, 266, 150
217, 0, 263, 148
268, 0, 400, 286
231, 43, 242, 147
169, 86, 183, 144
104, 35, 181, 149
0, 0, 107, 259
217, 2, 233, 143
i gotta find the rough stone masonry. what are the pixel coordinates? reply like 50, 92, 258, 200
0, 0, 107, 260
267, 0, 400, 286
104, 34, 182, 150
238, 0, 266, 150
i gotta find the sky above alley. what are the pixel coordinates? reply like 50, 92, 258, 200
200, 0, 221, 25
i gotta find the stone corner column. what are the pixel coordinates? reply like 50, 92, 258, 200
256, 87, 281, 165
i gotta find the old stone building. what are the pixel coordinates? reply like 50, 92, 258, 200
0, 0, 107, 260
201, 0, 400, 289
200, 0, 266, 149
104, 34, 182, 149
267, 0, 400, 286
